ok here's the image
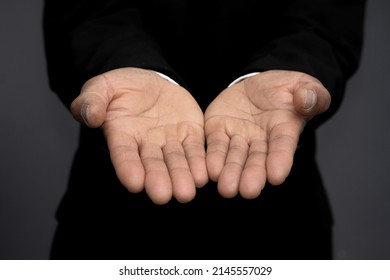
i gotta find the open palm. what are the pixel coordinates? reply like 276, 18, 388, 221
205, 70, 331, 199
71, 68, 208, 204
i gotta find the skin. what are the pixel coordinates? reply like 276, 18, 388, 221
205, 70, 331, 199
71, 67, 331, 204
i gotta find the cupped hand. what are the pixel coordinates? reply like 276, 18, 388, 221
204, 70, 331, 199
71, 68, 208, 204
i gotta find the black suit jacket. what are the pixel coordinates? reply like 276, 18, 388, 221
43, 0, 366, 259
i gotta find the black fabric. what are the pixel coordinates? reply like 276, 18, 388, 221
43, 0, 366, 260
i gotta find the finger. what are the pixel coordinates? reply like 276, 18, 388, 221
239, 139, 268, 199
163, 140, 196, 203
183, 134, 208, 188
217, 135, 249, 198
141, 143, 173, 205
206, 131, 230, 181
70, 76, 111, 128
293, 85, 331, 118
266, 118, 303, 185
105, 130, 145, 193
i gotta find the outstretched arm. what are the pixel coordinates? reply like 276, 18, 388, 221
205, 0, 365, 199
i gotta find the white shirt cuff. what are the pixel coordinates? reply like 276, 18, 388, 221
152, 71, 179, 85
153, 71, 260, 89
228, 72, 260, 87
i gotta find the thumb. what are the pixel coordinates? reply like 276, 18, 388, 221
293, 85, 331, 118
70, 76, 110, 128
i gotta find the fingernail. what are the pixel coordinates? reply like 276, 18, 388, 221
81, 103, 90, 126
304, 89, 317, 110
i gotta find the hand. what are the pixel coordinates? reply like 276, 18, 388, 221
204, 70, 331, 199
71, 68, 208, 204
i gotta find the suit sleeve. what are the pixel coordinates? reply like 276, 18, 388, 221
43, 0, 183, 109
241, 0, 366, 125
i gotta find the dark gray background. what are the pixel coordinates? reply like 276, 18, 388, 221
0, 0, 389, 259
